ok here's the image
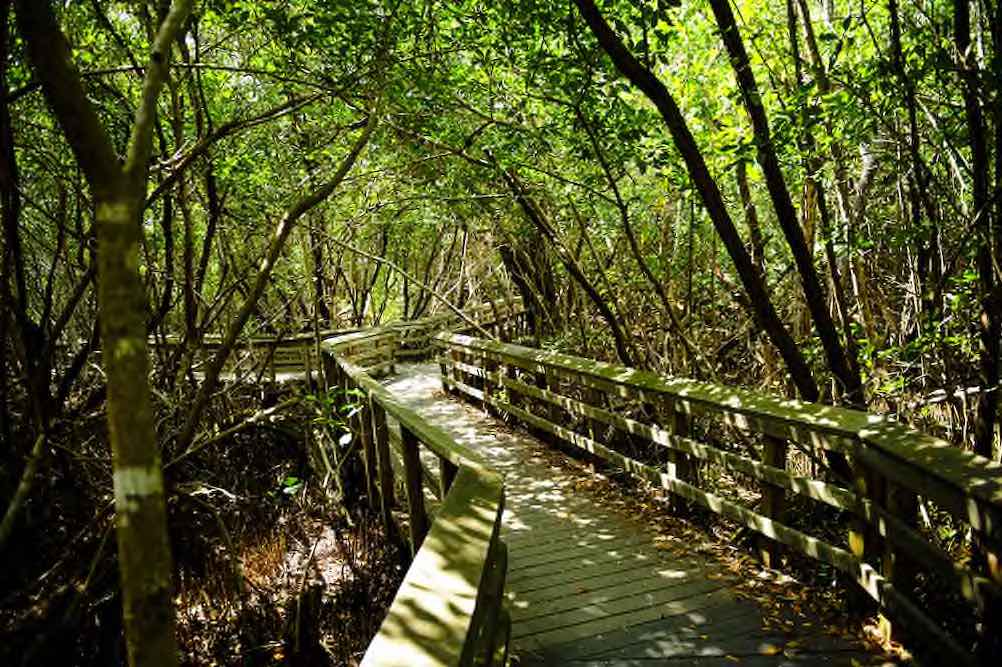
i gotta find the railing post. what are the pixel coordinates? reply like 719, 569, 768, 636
484, 355, 500, 417
505, 362, 521, 410
757, 435, 788, 568
321, 348, 337, 390
370, 398, 396, 539
400, 425, 429, 554
358, 400, 380, 512
438, 345, 450, 393
389, 333, 397, 375
664, 400, 695, 514
879, 480, 917, 644
848, 463, 882, 617
534, 366, 555, 425
478, 349, 494, 415
978, 540, 1002, 661
469, 537, 510, 666
449, 346, 461, 395
584, 384, 606, 443
302, 344, 312, 387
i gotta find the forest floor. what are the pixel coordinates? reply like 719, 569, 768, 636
0, 382, 403, 667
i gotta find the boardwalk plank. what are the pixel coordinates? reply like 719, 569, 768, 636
511, 576, 724, 626
509, 561, 704, 604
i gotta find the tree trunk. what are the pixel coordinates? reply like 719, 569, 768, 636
953, 0, 998, 461
572, 0, 821, 402
708, 0, 863, 407
96, 187, 179, 666
175, 112, 376, 453
16, 2, 194, 664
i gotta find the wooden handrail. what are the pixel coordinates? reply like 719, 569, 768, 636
436, 332, 1002, 665
320, 300, 525, 667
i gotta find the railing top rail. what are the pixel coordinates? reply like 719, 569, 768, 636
156, 327, 362, 348
437, 333, 1002, 540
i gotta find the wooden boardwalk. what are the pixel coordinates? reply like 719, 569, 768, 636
384, 364, 888, 666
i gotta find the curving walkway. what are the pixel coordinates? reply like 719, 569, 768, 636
384, 364, 890, 666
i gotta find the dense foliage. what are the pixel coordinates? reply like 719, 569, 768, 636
0, 0, 999, 664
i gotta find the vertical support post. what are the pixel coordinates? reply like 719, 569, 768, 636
757, 435, 788, 568
439, 456, 458, 498
358, 400, 380, 511
664, 400, 695, 515
321, 349, 337, 391
463, 348, 482, 393
479, 349, 490, 412
505, 361, 520, 410
370, 398, 396, 537
302, 344, 312, 387
848, 463, 882, 617
388, 332, 398, 375
339, 371, 361, 497
534, 366, 554, 425
438, 342, 450, 393
879, 481, 917, 644
484, 355, 500, 417
400, 425, 429, 553
584, 383, 605, 442
976, 537, 1002, 661
450, 346, 462, 394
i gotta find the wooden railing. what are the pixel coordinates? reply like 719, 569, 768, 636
165, 299, 528, 382
321, 301, 525, 666
153, 328, 359, 381
435, 333, 1002, 665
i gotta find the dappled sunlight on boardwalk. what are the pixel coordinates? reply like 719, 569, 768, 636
384, 363, 889, 665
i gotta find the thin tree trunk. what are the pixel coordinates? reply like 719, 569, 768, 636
0, 433, 44, 551
736, 159, 764, 273
572, 0, 820, 402
576, 103, 710, 375
500, 165, 638, 366
888, 0, 940, 330
0, 1, 16, 447
784, 1, 863, 399
708, 0, 863, 407
954, 0, 998, 460
175, 112, 376, 453
0, 0, 50, 431
988, 0, 1002, 464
